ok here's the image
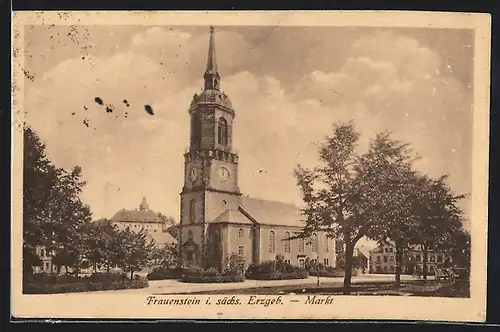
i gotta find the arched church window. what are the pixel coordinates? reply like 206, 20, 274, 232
217, 117, 228, 146
299, 237, 305, 253
269, 230, 276, 253
312, 234, 318, 252
284, 231, 291, 253
238, 228, 244, 238
189, 200, 195, 224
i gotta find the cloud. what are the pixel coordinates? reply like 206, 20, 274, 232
24, 28, 472, 229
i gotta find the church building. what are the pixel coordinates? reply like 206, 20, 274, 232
178, 27, 337, 271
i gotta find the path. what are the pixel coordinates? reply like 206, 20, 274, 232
43, 274, 424, 297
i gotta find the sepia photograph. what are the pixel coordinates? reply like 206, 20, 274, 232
11, 11, 490, 322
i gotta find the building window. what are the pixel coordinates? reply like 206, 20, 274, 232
217, 117, 228, 146
238, 228, 244, 238
437, 255, 443, 263
390, 266, 394, 272
312, 235, 318, 252
384, 248, 388, 253
45, 262, 50, 270
389, 256, 394, 262
430, 255, 436, 263
383, 256, 388, 263
298, 237, 305, 253
299, 259, 305, 268
189, 200, 195, 224
416, 255, 421, 262
238, 245, 244, 256
269, 230, 276, 253
40, 249, 45, 257
383, 266, 388, 272
324, 237, 329, 252
324, 259, 329, 266
284, 231, 291, 253
377, 256, 381, 262
376, 266, 382, 272
389, 247, 393, 253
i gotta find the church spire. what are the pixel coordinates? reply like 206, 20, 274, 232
204, 26, 220, 91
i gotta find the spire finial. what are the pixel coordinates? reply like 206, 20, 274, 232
204, 26, 220, 90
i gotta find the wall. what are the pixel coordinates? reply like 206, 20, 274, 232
226, 224, 253, 268
204, 191, 241, 222
258, 226, 336, 267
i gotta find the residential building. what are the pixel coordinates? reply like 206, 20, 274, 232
369, 242, 449, 274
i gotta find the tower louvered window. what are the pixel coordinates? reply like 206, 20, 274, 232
218, 117, 228, 146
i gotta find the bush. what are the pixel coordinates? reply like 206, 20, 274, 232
146, 267, 179, 280
23, 276, 149, 294
245, 261, 309, 280
179, 266, 245, 283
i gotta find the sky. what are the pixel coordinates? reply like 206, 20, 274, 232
22, 25, 474, 238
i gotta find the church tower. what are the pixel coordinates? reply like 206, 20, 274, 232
179, 26, 241, 268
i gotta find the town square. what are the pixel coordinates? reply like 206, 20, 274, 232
15, 13, 483, 311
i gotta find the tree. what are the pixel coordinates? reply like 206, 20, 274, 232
23, 127, 92, 276
84, 219, 122, 273
357, 132, 420, 286
450, 228, 471, 270
293, 121, 382, 294
410, 175, 466, 280
48, 166, 92, 276
117, 228, 155, 280
23, 127, 59, 272
150, 243, 179, 270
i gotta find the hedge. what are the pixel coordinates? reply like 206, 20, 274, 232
179, 266, 245, 283
23, 273, 149, 294
245, 261, 309, 280
147, 267, 179, 280
24, 278, 149, 294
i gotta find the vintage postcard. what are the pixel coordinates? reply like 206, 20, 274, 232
11, 11, 490, 322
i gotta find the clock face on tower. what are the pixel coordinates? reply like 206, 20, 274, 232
218, 167, 230, 183
189, 167, 199, 182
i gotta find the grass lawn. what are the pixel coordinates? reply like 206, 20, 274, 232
170, 280, 470, 298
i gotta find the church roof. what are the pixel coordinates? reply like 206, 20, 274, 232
211, 209, 254, 225
145, 231, 177, 246
111, 209, 162, 223
238, 197, 306, 227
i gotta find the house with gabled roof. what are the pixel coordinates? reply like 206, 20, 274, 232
177, 27, 336, 271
